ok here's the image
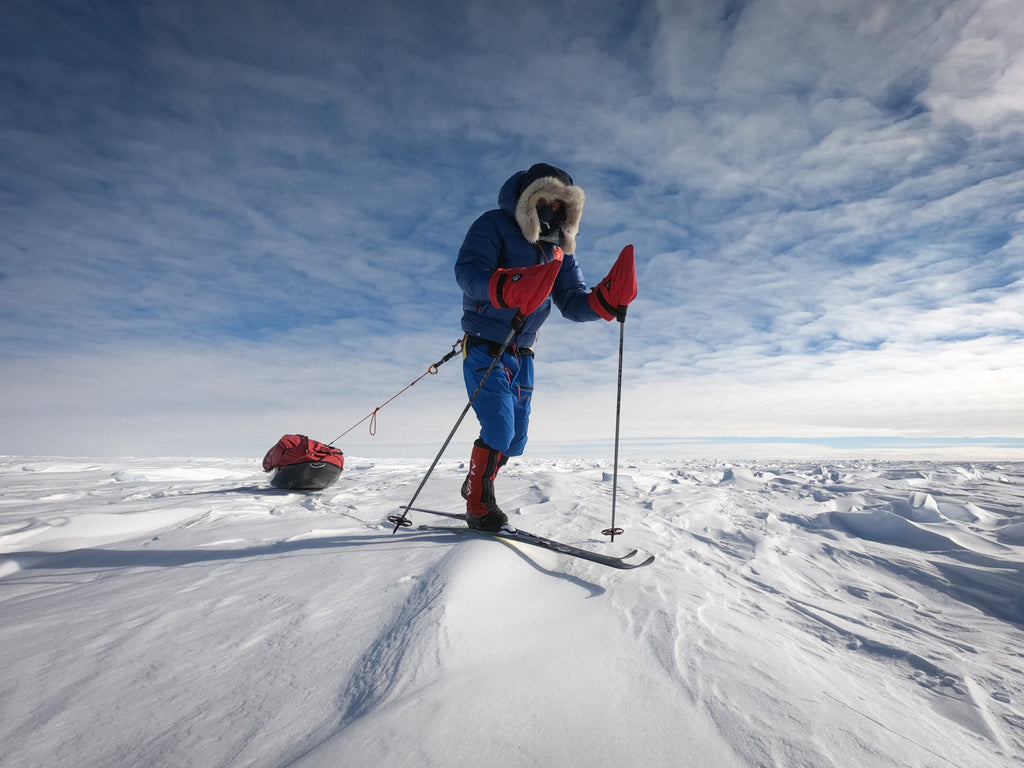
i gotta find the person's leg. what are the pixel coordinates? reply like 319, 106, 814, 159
506, 354, 534, 458
464, 346, 516, 453
461, 347, 517, 530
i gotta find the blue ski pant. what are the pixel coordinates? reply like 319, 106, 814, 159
463, 345, 534, 457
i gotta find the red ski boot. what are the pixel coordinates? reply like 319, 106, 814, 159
463, 439, 508, 532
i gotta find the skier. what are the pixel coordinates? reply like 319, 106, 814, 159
455, 163, 637, 531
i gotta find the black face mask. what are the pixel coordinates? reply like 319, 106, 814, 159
537, 203, 566, 235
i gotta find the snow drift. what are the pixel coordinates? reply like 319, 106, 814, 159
1, 456, 1023, 767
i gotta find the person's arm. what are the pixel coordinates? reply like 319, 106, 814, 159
455, 215, 503, 302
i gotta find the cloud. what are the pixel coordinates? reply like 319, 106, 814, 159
530, 332, 1024, 451
925, 0, 1024, 130
1, 0, 1022, 458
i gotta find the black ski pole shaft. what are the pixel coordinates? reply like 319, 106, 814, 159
388, 316, 523, 533
602, 309, 627, 541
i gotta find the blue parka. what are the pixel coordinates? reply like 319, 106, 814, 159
455, 171, 600, 347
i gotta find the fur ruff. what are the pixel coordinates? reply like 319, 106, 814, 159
515, 176, 586, 254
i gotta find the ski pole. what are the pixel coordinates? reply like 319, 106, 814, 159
602, 307, 628, 542
387, 314, 525, 533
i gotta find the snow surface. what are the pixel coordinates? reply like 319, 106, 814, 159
2, 455, 1023, 768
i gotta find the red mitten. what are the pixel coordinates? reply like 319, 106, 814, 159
588, 244, 637, 321
489, 247, 564, 317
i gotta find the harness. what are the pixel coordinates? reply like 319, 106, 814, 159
463, 333, 534, 358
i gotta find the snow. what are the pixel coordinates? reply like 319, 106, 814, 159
2, 455, 1023, 768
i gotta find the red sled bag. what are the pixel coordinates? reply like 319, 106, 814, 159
262, 434, 345, 491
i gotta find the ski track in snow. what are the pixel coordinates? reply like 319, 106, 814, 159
1, 455, 1023, 767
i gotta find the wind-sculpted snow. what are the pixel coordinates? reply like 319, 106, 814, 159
1, 456, 1022, 767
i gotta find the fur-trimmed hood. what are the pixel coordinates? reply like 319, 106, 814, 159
497, 165, 586, 254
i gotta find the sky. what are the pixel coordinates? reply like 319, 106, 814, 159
2, 0, 1023, 460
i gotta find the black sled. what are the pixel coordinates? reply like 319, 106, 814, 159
262, 434, 345, 491
269, 460, 342, 491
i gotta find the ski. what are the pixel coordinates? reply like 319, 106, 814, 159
406, 508, 654, 570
